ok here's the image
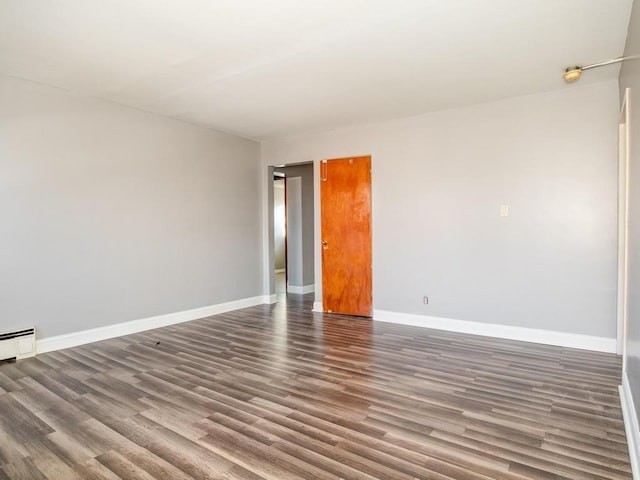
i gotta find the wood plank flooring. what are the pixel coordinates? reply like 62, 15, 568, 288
0, 293, 631, 479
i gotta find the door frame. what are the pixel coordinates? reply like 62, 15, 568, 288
273, 172, 287, 290
617, 88, 630, 359
262, 156, 372, 311
263, 161, 319, 304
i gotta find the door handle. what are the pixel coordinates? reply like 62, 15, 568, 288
322, 240, 328, 249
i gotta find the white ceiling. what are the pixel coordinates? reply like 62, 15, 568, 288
0, 0, 633, 139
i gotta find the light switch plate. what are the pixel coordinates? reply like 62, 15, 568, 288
500, 205, 509, 217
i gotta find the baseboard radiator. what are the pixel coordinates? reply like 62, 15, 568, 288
0, 328, 36, 361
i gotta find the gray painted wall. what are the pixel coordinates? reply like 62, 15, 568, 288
286, 177, 303, 286
619, 0, 640, 425
274, 164, 315, 287
0, 74, 262, 339
263, 81, 619, 338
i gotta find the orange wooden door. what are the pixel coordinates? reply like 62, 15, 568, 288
320, 155, 372, 317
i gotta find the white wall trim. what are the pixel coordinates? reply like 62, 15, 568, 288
312, 301, 323, 312
618, 88, 631, 356
264, 294, 278, 304
373, 310, 616, 353
288, 284, 315, 295
620, 374, 640, 480
37, 296, 267, 354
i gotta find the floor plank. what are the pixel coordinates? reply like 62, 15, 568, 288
0, 293, 632, 479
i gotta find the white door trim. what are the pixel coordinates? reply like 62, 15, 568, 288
617, 88, 630, 358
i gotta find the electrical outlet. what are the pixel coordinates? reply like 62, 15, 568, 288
423, 296, 429, 305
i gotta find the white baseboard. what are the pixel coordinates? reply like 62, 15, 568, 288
288, 284, 315, 295
621, 374, 640, 479
37, 295, 267, 354
264, 294, 278, 304
312, 301, 323, 312
373, 310, 616, 353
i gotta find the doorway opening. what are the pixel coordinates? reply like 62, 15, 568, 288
273, 172, 287, 294
269, 162, 315, 301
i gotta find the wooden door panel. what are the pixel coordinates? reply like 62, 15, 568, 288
321, 156, 372, 317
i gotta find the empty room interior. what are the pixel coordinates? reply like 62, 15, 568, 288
2, 1, 640, 479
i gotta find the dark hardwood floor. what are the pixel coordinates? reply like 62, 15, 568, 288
0, 293, 631, 479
